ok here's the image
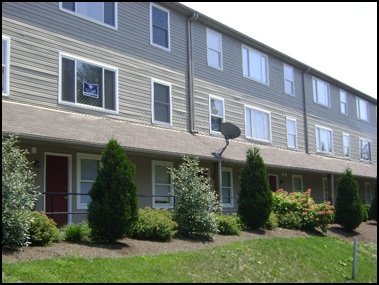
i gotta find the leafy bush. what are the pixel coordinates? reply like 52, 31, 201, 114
2, 133, 41, 247
216, 213, 241, 235
128, 207, 177, 241
362, 204, 370, 222
276, 211, 303, 230
238, 148, 273, 229
60, 222, 92, 242
28, 211, 59, 246
168, 156, 221, 237
262, 212, 279, 230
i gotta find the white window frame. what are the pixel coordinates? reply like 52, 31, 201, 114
76, 153, 101, 210
245, 105, 272, 143
315, 125, 333, 154
242, 45, 269, 85
365, 182, 372, 204
342, 133, 350, 158
152, 160, 173, 209
2, 35, 10, 96
292, 174, 303, 192
150, 2, 170, 51
283, 63, 294, 95
312, 77, 330, 107
322, 177, 329, 203
206, 28, 223, 70
356, 97, 369, 122
209, 95, 225, 134
58, 52, 118, 114
359, 138, 371, 161
340, 89, 347, 115
222, 167, 234, 208
151, 78, 172, 126
59, 2, 117, 29
286, 117, 297, 149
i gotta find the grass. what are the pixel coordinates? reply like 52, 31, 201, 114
2, 236, 377, 283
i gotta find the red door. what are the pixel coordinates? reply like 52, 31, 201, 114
268, 175, 278, 192
45, 155, 69, 227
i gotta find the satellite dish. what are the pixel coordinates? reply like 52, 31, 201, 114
220, 122, 241, 140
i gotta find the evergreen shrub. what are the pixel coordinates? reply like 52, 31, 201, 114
215, 213, 241, 235
28, 211, 59, 246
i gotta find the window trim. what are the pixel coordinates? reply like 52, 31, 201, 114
2, 35, 10, 96
315, 125, 333, 154
244, 105, 272, 143
342, 133, 350, 159
209, 95, 225, 135
152, 160, 173, 209
221, 167, 234, 208
206, 28, 223, 70
312, 77, 330, 107
242, 45, 269, 85
76, 153, 101, 210
286, 117, 297, 149
283, 63, 294, 96
151, 78, 172, 127
292, 174, 303, 192
59, 2, 118, 30
58, 52, 119, 114
356, 97, 369, 122
359, 138, 372, 162
322, 177, 329, 203
340, 89, 347, 115
150, 2, 170, 51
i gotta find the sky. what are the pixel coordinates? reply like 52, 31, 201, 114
180, 2, 377, 100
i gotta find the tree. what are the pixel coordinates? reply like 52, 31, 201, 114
334, 168, 363, 230
238, 147, 273, 229
168, 155, 221, 237
2, 133, 40, 247
88, 138, 139, 242
369, 179, 377, 221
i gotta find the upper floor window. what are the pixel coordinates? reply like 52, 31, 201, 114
292, 174, 303, 192
286, 118, 297, 149
312, 77, 330, 107
284, 64, 294, 95
60, 2, 117, 28
242, 46, 268, 84
152, 161, 173, 208
356, 97, 369, 121
340, 90, 347, 115
359, 139, 371, 161
209, 96, 224, 133
316, 126, 333, 154
2, 36, 10, 96
342, 134, 350, 158
59, 53, 118, 113
151, 79, 172, 126
150, 3, 170, 50
206, 28, 223, 69
245, 106, 271, 143
222, 168, 234, 207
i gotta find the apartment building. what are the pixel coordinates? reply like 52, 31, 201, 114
2, 2, 377, 227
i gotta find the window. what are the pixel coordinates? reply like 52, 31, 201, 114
365, 182, 372, 204
77, 154, 101, 209
342, 134, 350, 158
152, 161, 173, 208
292, 175, 303, 192
150, 3, 170, 50
60, 2, 116, 28
323, 177, 329, 203
207, 28, 222, 69
356, 97, 369, 121
209, 96, 224, 133
245, 106, 271, 142
242, 46, 268, 84
2, 36, 10, 96
340, 90, 347, 115
286, 118, 297, 149
359, 139, 371, 161
284, 64, 294, 95
312, 77, 330, 107
222, 168, 233, 207
316, 126, 333, 153
151, 79, 172, 126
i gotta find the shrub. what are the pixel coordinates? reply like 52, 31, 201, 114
129, 207, 177, 241
369, 179, 377, 221
168, 156, 221, 237
28, 211, 58, 246
238, 148, 273, 229
334, 168, 363, 230
277, 211, 303, 230
60, 222, 92, 242
2, 133, 41, 247
216, 213, 241, 235
88, 138, 139, 242
362, 204, 370, 222
262, 212, 279, 230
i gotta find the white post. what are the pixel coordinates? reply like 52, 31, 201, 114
352, 237, 358, 280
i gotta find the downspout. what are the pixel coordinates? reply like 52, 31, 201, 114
302, 67, 311, 154
187, 12, 199, 134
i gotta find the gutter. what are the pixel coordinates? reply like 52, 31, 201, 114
302, 67, 311, 154
187, 12, 199, 134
